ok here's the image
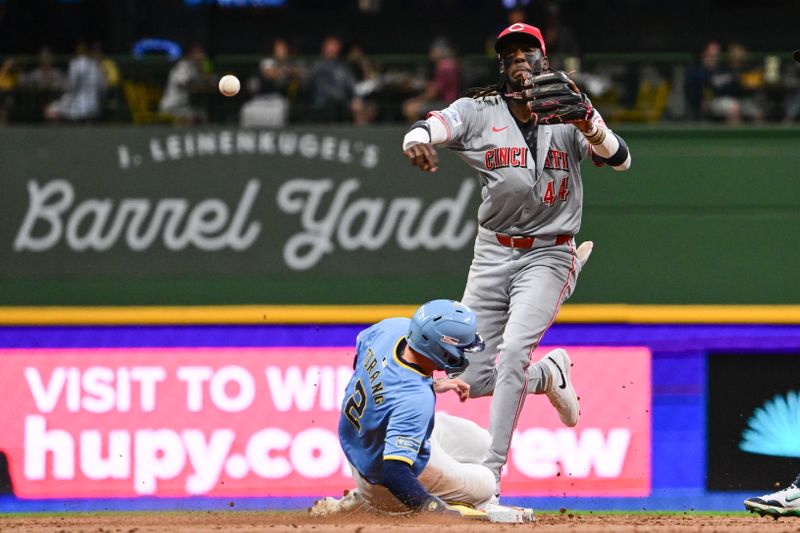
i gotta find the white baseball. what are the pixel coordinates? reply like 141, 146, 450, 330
218, 74, 240, 97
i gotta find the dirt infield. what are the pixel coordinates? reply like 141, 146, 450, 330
1, 510, 798, 533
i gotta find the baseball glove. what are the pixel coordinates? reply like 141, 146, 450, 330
522, 70, 594, 125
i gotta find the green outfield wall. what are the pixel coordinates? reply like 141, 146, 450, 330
0, 126, 798, 306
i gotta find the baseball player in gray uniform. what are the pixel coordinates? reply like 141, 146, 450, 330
401, 23, 632, 496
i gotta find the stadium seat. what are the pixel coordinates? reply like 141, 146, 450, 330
123, 81, 176, 125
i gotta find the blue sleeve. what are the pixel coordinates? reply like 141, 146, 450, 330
382, 459, 431, 510
383, 391, 433, 467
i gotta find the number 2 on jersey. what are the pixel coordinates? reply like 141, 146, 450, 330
543, 176, 569, 206
344, 379, 367, 432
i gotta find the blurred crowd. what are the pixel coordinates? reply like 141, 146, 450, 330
0, 28, 799, 127
0, 42, 120, 124
685, 40, 796, 124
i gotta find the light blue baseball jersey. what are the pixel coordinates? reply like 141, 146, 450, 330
338, 317, 435, 484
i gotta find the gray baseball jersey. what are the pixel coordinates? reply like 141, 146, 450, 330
430, 95, 592, 237
429, 95, 603, 486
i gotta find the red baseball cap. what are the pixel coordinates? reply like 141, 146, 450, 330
495, 23, 547, 56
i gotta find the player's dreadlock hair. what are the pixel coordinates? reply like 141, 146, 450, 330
464, 72, 509, 100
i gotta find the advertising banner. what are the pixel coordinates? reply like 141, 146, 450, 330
0, 127, 477, 276
707, 353, 800, 491
2, 127, 799, 306
0, 346, 650, 499
0, 126, 484, 305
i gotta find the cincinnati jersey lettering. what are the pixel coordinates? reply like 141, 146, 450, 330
543, 149, 569, 171
485, 146, 528, 171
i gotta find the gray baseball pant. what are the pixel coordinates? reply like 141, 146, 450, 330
459, 225, 582, 483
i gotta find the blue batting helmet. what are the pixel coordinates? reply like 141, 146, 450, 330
407, 299, 485, 377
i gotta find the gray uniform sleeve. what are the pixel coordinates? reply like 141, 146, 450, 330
573, 127, 590, 162
428, 97, 486, 149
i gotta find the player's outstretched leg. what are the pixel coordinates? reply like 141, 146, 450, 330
744, 475, 800, 519
523, 241, 588, 427
425, 414, 534, 523
482, 241, 582, 487
536, 348, 579, 427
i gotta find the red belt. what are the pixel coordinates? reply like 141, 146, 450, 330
495, 233, 572, 249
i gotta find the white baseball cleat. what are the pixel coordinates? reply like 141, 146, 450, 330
744, 476, 800, 518
478, 502, 535, 523
576, 241, 593, 267
541, 348, 579, 427
309, 489, 367, 517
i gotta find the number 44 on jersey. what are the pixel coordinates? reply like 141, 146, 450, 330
543, 176, 569, 206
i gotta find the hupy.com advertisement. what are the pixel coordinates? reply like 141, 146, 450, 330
0, 346, 650, 499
